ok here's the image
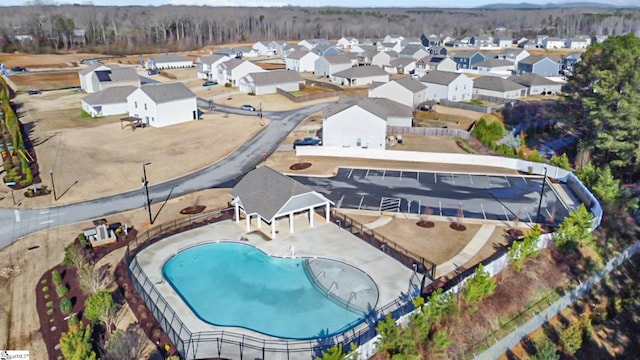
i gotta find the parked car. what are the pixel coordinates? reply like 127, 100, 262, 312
241, 104, 256, 111
293, 137, 322, 149
147, 69, 159, 76
27, 89, 41, 95
10, 66, 27, 72
202, 81, 218, 87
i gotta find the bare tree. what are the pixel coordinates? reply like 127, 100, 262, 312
102, 323, 147, 360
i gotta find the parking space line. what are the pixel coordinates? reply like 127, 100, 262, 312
545, 208, 551, 218
481, 204, 487, 220
527, 212, 533, 224
347, 169, 353, 179
418, 200, 421, 214
407, 200, 412, 212
434, 172, 437, 183
417, 172, 420, 182
521, 176, 527, 185
382, 169, 386, 180
358, 196, 364, 210
502, 205, 510, 221
504, 176, 511, 187
399, 171, 403, 181
439, 201, 442, 216
451, 173, 455, 184
337, 195, 344, 208
365, 169, 370, 180
469, 174, 474, 185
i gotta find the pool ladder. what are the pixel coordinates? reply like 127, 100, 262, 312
327, 281, 338, 295
346, 291, 357, 308
313, 271, 325, 280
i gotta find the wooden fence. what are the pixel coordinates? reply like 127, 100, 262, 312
388, 126, 471, 139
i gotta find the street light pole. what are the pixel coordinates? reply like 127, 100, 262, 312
50, 170, 57, 201
536, 166, 548, 224
142, 162, 153, 224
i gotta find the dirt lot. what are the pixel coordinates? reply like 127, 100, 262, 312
9, 71, 80, 91
390, 134, 469, 153
215, 92, 339, 111
0, 52, 104, 68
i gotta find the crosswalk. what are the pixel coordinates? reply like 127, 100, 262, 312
379, 197, 401, 213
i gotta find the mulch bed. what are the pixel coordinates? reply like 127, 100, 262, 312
449, 223, 467, 231
289, 162, 312, 170
179, 205, 206, 215
416, 220, 435, 228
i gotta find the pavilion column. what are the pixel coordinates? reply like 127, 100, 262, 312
271, 221, 276, 238
309, 207, 315, 228
325, 203, 331, 222
234, 203, 240, 223
289, 213, 294, 234
257, 216, 262, 228
246, 214, 251, 232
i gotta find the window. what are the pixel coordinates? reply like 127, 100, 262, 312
144, 103, 147, 110
134, 101, 137, 108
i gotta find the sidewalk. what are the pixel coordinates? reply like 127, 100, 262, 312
436, 224, 495, 278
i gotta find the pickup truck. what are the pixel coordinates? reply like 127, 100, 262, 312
293, 137, 322, 149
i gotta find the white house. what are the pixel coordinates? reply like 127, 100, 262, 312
315, 55, 352, 78
383, 34, 404, 44
369, 76, 427, 108
78, 65, 140, 94
419, 71, 473, 102
332, 66, 389, 86
542, 37, 565, 49
475, 59, 515, 74
378, 41, 402, 53
217, 58, 265, 85
565, 37, 588, 49
398, 44, 428, 60
372, 51, 398, 67
323, 97, 413, 149
236, 46, 260, 58
472, 76, 527, 100
337, 37, 359, 49
126, 83, 198, 128
414, 56, 457, 76
384, 58, 417, 75
285, 50, 319, 72
252, 41, 277, 56
508, 74, 563, 95
81, 86, 137, 117
195, 54, 230, 80
238, 70, 304, 95
497, 48, 530, 65
495, 38, 512, 48
147, 54, 193, 69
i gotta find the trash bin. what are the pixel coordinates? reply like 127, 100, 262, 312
397, 135, 403, 144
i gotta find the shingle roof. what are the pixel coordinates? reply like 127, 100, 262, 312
230, 166, 317, 221
419, 71, 464, 86
137, 83, 195, 104
498, 48, 526, 56
94, 68, 139, 83
473, 76, 526, 92
332, 66, 388, 78
322, 55, 352, 64
78, 63, 104, 76
508, 73, 560, 87
324, 97, 413, 120
151, 54, 192, 63
220, 58, 246, 70
244, 70, 303, 86
82, 86, 137, 105
196, 54, 228, 64
475, 59, 514, 68
399, 44, 423, 55
452, 50, 483, 59
287, 50, 309, 60
389, 58, 416, 67
518, 55, 557, 65
393, 76, 428, 93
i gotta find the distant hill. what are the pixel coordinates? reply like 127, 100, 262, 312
479, 2, 638, 9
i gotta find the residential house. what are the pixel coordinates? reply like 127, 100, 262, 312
561, 52, 582, 71
414, 56, 457, 77
518, 40, 538, 49
126, 83, 197, 128
404, 37, 423, 46
565, 37, 588, 49
238, 70, 304, 95
337, 37, 359, 49
495, 38, 512, 48
371, 51, 398, 67
252, 41, 277, 56
444, 40, 468, 48
508, 73, 563, 95
517, 56, 560, 77
470, 34, 494, 47
285, 50, 319, 72
81, 86, 137, 117
368, 76, 427, 108
332, 66, 389, 86
542, 37, 565, 49
281, 44, 299, 58
323, 97, 413, 149
472, 76, 527, 100
421, 34, 441, 47
384, 58, 417, 75
211, 47, 241, 58
497, 48, 530, 65
195, 54, 230, 80
451, 50, 487, 70
419, 71, 473, 102
217, 58, 265, 85
236, 46, 259, 58
79, 64, 140, 93
475, 59, 515, 73
357, 50, 377, 66
398, 44, 428, 60
147, 54, 193, 69
315, 55, 352, 78
298, 39, 331, 51
591, 35, 608, 44
383, 34, 404, 44
535, 35, 548, 45
378, 41, 402, 53
428, 46, 447, 56
312, 45, 342, 57
516, 37, 530, 46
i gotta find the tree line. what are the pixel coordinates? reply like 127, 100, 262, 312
0, 4, 639, 54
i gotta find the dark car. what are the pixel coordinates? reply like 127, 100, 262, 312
11, 66, 27, 72
27, 89, 42, 95
147, 69, 159, 76
293, 137, 322, 149
241, 104, 256, 111
203, 81, 218, 86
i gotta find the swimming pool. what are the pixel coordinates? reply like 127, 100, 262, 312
162, 242, 375, 340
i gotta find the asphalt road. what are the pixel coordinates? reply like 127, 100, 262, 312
0, 102, 329, 249
293, 168, 569, 224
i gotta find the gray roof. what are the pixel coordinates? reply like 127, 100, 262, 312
151, 54, 192, 63
196, 54, 228, 64
287, 50, 310, 60
95, 68, 139, 83
419, 71, 464, 86
384, 51, 398, 58
498, 48, 526, 56
244, 70, 303, 86
322, 55, 352, 64
508, 73, 560, 87
452, 50, 484, 59
475, 59, 514, 68
78, 63, 104, 76
220, 58, 246, 70
381, 42, 398, 47
389, 57, 416, 67
82, 86, 137, 105
399, 44, 424, 55
137, 82, 196, 104
393, 76, 427, 93
473, 76, 526, 92
325, 97, 412, 120
230, 166, 321, 220
332, 66, 388, 78
519, 55, 557, 65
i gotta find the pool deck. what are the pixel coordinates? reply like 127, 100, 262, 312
135, 215, 416, 337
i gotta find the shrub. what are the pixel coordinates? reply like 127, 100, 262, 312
60, 298, 72, 314
528, 149, 545, 163
47, 308, 54, 316
40, 279, 47, 285
56, 284, 69, 297
44, 294, 50, 299
550, 153, 571, 170
559, 321, 584, 355
46, 301, 54, 308
51, 269, 62, 284
78, 233, 89, 248
224, 82, 232, 88
42, 286, 50, 292
80, 110, 92, 118
472, 117, 506, 146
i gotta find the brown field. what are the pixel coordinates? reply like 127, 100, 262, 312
9, 71, 80, 91
0, 52, 105, 68
256, 62, 286, 70
290, 86, 333, 96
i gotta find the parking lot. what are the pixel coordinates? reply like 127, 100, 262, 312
293, 168, 570, 224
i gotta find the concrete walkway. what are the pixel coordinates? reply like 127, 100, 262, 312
436, 224, 496, 278
363, 216, 393, 229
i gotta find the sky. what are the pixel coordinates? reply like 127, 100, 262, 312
1, 0, 638, 7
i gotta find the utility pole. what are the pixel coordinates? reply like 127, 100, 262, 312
142, 162, 153, 224
50, 170, 57, 201
536, 166, 548, 224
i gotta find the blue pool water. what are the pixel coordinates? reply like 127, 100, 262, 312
162, 242, 367, 340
